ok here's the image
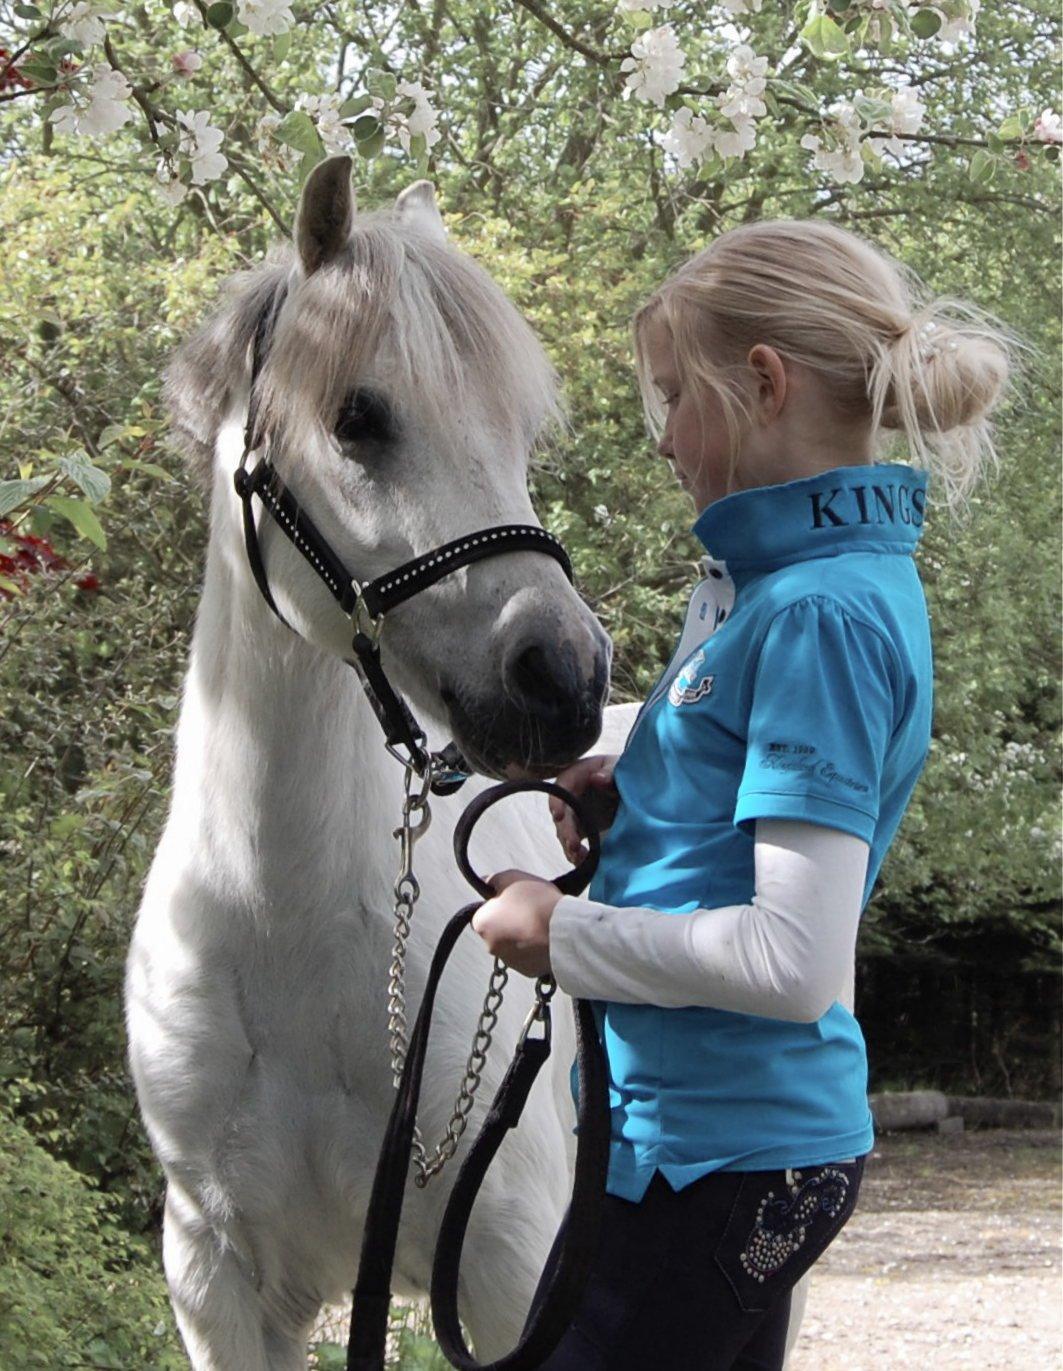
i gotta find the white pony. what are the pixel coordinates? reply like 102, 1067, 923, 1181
126, 156, 815, 1369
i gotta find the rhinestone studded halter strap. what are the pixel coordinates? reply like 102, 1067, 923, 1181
234, 453, 573, 622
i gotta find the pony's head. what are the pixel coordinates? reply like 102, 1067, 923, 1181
164, 155, 610, 779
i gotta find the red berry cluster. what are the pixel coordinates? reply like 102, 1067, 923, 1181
0, 519, 100, 598
0, 48, 33, 92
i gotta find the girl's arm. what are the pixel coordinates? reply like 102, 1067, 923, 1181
549, 818, 867, 1023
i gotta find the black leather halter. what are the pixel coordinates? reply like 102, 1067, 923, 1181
232, 281, 575, 793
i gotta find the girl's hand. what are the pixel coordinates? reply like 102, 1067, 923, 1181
549, 753, 620, 865
471, 869, 563, 978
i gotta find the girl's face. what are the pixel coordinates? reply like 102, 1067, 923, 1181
641, 314, 737, 514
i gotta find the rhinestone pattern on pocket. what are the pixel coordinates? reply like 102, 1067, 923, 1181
738, 1166, 852, 1282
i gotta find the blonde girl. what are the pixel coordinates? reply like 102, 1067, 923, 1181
471, 218, 1020, 1371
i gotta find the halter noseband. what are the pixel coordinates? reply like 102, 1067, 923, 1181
232, 282, 575, 795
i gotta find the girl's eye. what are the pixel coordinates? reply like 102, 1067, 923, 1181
334, 389, 395, 448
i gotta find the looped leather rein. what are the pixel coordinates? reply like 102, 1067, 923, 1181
347, 780, 611, 1371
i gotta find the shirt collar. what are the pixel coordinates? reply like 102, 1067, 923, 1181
691, 461, 929, 573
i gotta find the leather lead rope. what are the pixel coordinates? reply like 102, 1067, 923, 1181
347, 781, 611, 1371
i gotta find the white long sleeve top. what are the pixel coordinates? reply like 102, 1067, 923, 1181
549, 817, 867, 1023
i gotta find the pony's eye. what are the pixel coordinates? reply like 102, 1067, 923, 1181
334, 389, 395, 448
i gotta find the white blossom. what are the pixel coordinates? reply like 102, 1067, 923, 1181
173, 2, 198, 27
621, 25, 685, 108
57, 2, 107, 49
617, 0, 669, 9
176, 107, 228, 184
592, 504, 612, 525
662, 107, 717, 168
800, 100, 865, 183
724, 43, 769, 90
254, 110, 299, 168
1034, 108, 1062, 143
156, 159, 189, 205
394, 80, 442, 153
720, 0, 763, 13
868, 83, 925, 158
938, 0, 979, 42
49, 64, 133, 140
714, 115, 757, 160
294, 92, 352, 155
236, 0, 294, 38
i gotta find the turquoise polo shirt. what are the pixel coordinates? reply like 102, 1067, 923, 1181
569, 461, 934, 1202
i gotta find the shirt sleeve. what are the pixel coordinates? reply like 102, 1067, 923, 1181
549, 819, 868, 1022
733, 596, 900, 844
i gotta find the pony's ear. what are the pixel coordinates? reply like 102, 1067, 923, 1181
395, 180, 446, 245
295, 154, 355, 277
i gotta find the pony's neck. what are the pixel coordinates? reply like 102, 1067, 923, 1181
167, 442, 398, 915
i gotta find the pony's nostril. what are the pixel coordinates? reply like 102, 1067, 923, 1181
505, 642, 578, 719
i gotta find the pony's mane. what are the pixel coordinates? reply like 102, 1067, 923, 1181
162, 211, 564, 494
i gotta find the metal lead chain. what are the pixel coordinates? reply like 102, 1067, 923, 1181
386, 757, 511, 1189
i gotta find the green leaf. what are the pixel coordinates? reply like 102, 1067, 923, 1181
799, 13, 850, 60
968, 148, 995, 184
0, 476, 50, 517
206, 2, 234, 29
408, 131, 429, 172
45, 37, 84, 60
770, 79, 821, 110
274, 110, 325, 157
997, 115, 1022, 140
621, 9, 654, 27
366, 68, 396, 101
352, 114, 385, 159
311, 1346, 347, 1371
0, 572, 21, 596
118, 458, 176, 482
853, 93, 892, 124
44, 495, 107, 550
339, 94, 373, 119
272, 30, 292, 61
910, 7, 943, 37
21, 59, 58, 83
51, 813, 86, 837
14, 2, 42, 17
58, 452, 111, 504
295, 146, 327, 187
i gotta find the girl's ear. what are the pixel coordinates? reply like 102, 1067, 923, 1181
747, 343, 788, 424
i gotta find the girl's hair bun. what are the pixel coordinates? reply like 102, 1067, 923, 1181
883, 314, 1010, 434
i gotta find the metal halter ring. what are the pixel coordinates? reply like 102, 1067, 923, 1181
350, 578, 384, 644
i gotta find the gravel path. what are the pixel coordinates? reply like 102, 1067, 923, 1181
787, 1129, 1061, 1371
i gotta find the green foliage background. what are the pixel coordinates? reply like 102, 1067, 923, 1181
0, 0, 1059, 1361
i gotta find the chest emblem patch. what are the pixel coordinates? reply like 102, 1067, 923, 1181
668, 648, 715, 706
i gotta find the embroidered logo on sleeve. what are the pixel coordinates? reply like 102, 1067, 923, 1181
761, 743, 870, 795
668, 648, 715, 706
